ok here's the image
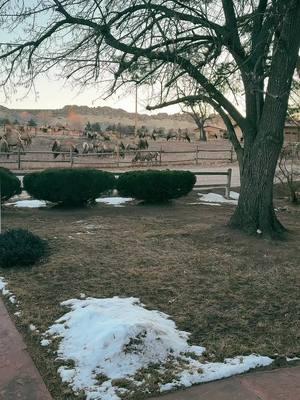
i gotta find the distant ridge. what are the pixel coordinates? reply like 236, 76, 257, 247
0, 104, 195, 130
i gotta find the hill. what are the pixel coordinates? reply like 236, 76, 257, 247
0, 105, 196, 131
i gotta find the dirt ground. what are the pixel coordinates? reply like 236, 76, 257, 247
1, 186, 300, 399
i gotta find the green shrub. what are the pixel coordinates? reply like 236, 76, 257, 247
0, 229, 47, 268
0, 167, 21, 202
23, 168, 116, 206
117, 170, 196, 202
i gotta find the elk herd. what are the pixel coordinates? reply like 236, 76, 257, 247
0, 124, 192, 166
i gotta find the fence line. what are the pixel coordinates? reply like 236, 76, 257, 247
0, 146, 235, 171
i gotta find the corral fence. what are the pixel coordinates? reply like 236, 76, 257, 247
0, 146, 235, 170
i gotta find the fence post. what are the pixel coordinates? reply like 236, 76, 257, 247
70, 149, 74, 167
159, 146, 162, 166
17, 147, 21, 170
225, 168, 232, 199
195, 145, 199, 165
117, 145, 120, 168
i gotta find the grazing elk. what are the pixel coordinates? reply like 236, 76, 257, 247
178, 129, 191, 142
0, 138, 9, 157
2, 128, 25, 152
19, 131, 33, 146
82, 142, 95, 154
132, 151, 159, 165
52, 140, 79, 159
166, 129, 177, 141
86, 131, 98, 140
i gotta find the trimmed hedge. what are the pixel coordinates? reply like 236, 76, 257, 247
0, 229, 47, 268
0, 167, 21, 202
117, 170, 196, 202
23, 168, 116, 206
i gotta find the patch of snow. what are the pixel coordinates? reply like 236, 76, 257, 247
29, 324, 37, 332
0, 277, 7, 293
160, 354, 272, 392
14, 311, 22, 317
0, 277, 12, 296
198, 192, 238, 205
229, 191, 240, 200
9, 295, 17, 304
96, 197, 133, 207
198, 202, 221, 207
41, 339, 51, 347
10, 199, 47, 208
286, 356, 300, 362
44, 297, 273, 400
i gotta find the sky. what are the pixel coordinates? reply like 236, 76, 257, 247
0, 74, 180, 114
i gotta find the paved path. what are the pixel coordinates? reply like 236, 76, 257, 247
0, 298, 52, 400
150, 366, 300, 400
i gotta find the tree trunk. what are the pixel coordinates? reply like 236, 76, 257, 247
199, 124, 207, 141
229, 136, 286, 238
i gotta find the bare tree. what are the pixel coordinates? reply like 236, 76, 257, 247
181, 101, 210, 142
0, 0, 299, 236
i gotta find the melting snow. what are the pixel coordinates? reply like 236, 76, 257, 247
96, 197, 133, 207
0, 277, 11, 296
198, 191, 239, 205
10, 199, 47, 208
43, 297, 273, 400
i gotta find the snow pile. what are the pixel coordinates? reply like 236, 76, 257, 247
0, 277, 19, 307
0, 277, 11, 296
96, 197, 133, 207
198, 191, 239, 205
9, 199, 47, 208
43, 297, 273, 400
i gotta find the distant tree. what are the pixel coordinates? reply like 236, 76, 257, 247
0, 118, 11, 126
85, 121, 92, 132
91, 122, 101, 132
27, 118, 37, 127
181, 102, 210, 142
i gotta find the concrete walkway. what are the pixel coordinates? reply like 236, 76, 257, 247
0, 298, 52, 400
1, 296, 300, 400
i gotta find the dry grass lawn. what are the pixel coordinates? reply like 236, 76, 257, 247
1, 188, 300, 399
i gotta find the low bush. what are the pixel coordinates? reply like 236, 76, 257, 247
23, 168, 116, 206
0, 229, 47, 268
0, 167, 21, 202
117, 170, 196, 202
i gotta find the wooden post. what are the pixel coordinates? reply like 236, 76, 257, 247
195, 145, 199, 165
17, 147, 21, 170
159, 146, 162, 166
116, 145, 120, 168
70, 149, 74, 167
225, 168, 232, 199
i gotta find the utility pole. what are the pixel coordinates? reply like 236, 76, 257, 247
0, 180, 2, 234
134, 83, 138, 136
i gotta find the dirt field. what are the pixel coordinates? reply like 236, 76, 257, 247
1, 187, 300, 399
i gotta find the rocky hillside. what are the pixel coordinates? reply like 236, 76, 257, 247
0, 105, 196, 131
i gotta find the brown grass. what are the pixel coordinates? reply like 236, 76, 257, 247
1, 189, 300, 399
